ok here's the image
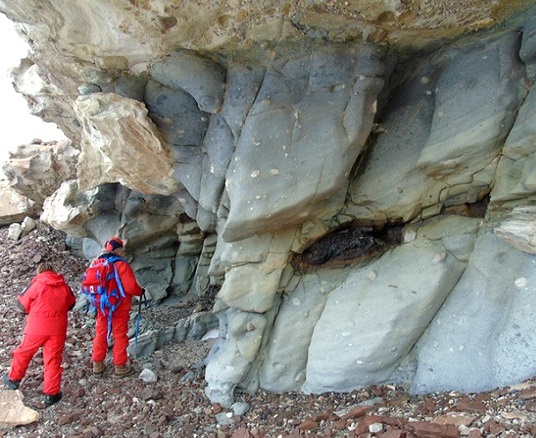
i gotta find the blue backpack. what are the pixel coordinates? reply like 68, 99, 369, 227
81, 254, 126, 340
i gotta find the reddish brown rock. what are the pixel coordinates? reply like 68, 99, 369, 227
297, 419, 318, 431
311, 411, 331, 422
379, 430, 406, 438
231, 428, 254, 438
484, 419, 505, 435
432, 414, 475, 427
333, 419, 348, 430
408, 421, 459, 437
341, 405, 371, 420
352, 415, 384, 436
452, 399, 487, 414
519, 387, 536, 400
417, 398, 438, 414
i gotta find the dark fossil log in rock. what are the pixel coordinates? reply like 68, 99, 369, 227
295, 223, 403, 269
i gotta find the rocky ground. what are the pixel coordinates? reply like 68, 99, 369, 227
2, 223, 536, 437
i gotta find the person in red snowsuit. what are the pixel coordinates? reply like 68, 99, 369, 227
2, 262, 76, 407
91, 237, 143, 378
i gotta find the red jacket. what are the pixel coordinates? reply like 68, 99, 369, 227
18, 271, 76, 336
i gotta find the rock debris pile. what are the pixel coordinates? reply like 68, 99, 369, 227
1, 223, 536, 437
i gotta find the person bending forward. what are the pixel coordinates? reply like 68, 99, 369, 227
3, 262, 76, 407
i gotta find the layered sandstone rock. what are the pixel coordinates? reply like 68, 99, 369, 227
2, 0, 536, 408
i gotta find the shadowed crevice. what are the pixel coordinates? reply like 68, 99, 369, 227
293, 222, 404, 271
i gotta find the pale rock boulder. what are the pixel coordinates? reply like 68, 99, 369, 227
221, 45, 386, 242
258, 268, 343, 392
150, 51, 225, 114
0, 179, 36, 226
75, 93, 179, 195
9, 57, 78, 141
417, 32, 525, 183
188, 234, 218, 297
0, 390, 40, 428
494, 206, 536, 254
197, 63, 265, 232
411, 227, 536, 394
345, 56, 443, 223
21, 216, 36, 233
2, 140, 78, 205
302, 216, 475, 393
172, 221, 206, 295
205, 309, 268, 407
41, 181, 92, 239
6, 218, 35, 240
491, 81, 536, 204
215, 227, 296, 312
8, 223, 22, 241
346, 31, 526, 224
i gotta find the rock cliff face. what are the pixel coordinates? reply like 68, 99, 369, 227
2, 0, 536, 407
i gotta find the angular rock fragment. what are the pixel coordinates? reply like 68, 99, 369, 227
0, 390, 40, 428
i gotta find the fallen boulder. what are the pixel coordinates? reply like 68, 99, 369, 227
0, 390, 40, 429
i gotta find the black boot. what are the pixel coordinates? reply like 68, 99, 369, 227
44, 392, 62, 407
2, 373, 20, 390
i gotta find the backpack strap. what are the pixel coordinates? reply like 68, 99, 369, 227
99, 253, 128, 264
112, 263, 126, 299
99, 253, 128, 299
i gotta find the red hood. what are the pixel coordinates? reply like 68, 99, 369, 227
33, 271, 67, 287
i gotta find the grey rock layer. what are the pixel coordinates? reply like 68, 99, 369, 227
2, 0, 536, 408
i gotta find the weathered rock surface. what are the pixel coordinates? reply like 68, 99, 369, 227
2, 140, 78, 206
2, 0, 536, 410
75, 93, 179, 195
0, 178, 36, 225
0, 390, 39, 429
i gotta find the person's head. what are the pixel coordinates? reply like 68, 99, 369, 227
37, 262, 54, 275
104, 237, 124, 254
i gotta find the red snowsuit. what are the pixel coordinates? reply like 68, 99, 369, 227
9, 271, 76, 396
91, 253, 143, 366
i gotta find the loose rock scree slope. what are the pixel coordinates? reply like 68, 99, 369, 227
1, 224, 536, 437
